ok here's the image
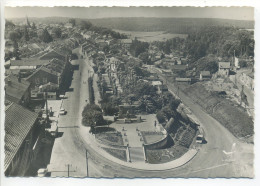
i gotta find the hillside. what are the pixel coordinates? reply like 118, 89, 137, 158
89, 17, 254, 34
8, 17, 254, 34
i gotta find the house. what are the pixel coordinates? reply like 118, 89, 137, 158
96, 39, 108, 49
5, 102, 40, 176
171, 65, 187, 72
120, 39, 132, 50
26, 66, 60, 89
5, 75, 31, 106
10, 58, 50, 71
151, 80, 163, 94
175, 77, 192, 84
162, 69, 173, 76
218, 62, 231, 76
200, 71, 211, 80
38, 49, 68, 62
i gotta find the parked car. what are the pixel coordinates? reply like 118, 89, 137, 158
37, 168, 48, 177
59, 94, 65, 99
196, 134, 204, 144
59, 108, 66, 115
59, 108, 67, 115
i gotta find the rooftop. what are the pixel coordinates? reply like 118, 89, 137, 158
151, 81, 163, 86
219, 62, 231, 69
5, 75, 31, 104
200, 71, 211, 76
10, 58, 50, 67
26, 66, 60, 81
171, 65, 187, 71
5, 102, 39, 171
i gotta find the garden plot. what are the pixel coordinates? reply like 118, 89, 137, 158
102, 147, 127, 162
95, 127, 124, 146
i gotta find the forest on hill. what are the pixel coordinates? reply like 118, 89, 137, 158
89, 17, 254, 34
9, 17, 254, 35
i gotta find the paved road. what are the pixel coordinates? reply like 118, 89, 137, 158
49, 50, 253, 178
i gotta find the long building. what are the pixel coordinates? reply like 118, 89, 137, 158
5, 102, 40, 176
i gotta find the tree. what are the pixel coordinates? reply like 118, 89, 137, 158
9, 31, 20, 42
79, 20, 93, 30
69, 18, 76, 27
5, 20, 15, 29
31, 22, 36, 30
23, 26, 30, 41
52, 27, 62, 38
40, 28, 53, 43
13, 41, 20, 60
102, 45, 110, 54
82, 104, 105, 132
138, 52, 150, 64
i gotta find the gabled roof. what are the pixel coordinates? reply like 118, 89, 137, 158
5, 102, 39, 171
219, 62, 231, 69
38, 50, 66, 61
5, 75, 31, 104
171, 65, 187, 70
10, 58, 50, 67
200, 71, 211, 76
44, 58, 66, 73
26, 66, 60, 81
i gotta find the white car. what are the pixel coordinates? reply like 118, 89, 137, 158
42, 113, 47, 119
196, 134, 204, 144
59, 94, 65, 99
37, 168, 48, 177
59, 108, 67, 115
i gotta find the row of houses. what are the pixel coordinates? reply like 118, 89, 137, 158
4, 32, 84, 176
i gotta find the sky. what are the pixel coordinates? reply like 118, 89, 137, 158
5, 7, 254, 20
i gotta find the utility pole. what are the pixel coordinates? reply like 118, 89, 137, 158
65, 164, 72, 177
86, 150, 89, 177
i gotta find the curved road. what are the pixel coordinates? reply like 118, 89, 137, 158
49, 49, 253, 178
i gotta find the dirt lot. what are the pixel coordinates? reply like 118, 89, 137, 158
181, 82, 254, 141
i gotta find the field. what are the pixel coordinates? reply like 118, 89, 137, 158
114, 29, 187, 42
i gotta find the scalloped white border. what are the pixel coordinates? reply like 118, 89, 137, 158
1, 1, 260, 186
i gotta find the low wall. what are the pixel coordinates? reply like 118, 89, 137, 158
143, 134, 169, 150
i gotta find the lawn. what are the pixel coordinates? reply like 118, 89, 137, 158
102, 147, 127, 161
95, 127, 124, 146
146, 145, 188, 164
